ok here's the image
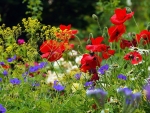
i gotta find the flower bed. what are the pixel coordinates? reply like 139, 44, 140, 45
0, 7, 150, 113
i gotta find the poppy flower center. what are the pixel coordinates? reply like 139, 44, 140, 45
115, 31, 120, 37
128, 55, 134, 59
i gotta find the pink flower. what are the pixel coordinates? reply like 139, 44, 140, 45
17, 39, 25, 45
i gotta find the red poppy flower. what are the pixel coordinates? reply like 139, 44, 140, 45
88, 68, 100, 81
136, 30, 150, 44
124, 51, 142, 65
40, 40, 65, 62
80, 54, 102, 73
102, 49, 115, 59
90, 72, 99, 81
120, 39, 137, 49
56, 24, 78, 40
86, 37, 107, 52
60, 24, 71, 31
108, 24, 126, 42
110, 8, 134, 25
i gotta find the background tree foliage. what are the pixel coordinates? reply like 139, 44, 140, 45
0, 0, 150, 38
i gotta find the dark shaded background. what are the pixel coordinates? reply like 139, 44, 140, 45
0, 0, 99, 29
0, 0, 150, 36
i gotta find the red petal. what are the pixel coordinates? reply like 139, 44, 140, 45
72, 30, 78, 34
41, 52, 50, 58
60, 24, 71, 31
91, 37, 104, 45
40, 40, 58, 53
48, 52, 62, 62
110, 8, 134, 25
90, 73, 99, 81
115, 8, 126, 20
108, 50, 115, 55
108, 24, 126, 42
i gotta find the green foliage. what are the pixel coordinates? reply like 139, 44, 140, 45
23, 0, 43, 20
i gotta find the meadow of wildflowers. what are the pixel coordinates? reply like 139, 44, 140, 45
0, 7, 150, 113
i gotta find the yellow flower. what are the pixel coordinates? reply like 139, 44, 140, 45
71, 83, 83, 93
6, 46, 13, 52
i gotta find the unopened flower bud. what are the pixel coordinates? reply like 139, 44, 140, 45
147, 24, 150, 31
92, 14, 98, 21
126, 7, 132, 13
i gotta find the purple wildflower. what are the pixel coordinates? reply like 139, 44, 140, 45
0, 104, 6, 113
7, 58, 13, 62
12, 55, 16, 60
29, 66, 39, 73
86, 88, 107, 107
2, 70, 8, 76
118, 87, 132, 96
0, 78, 2, 82
53, 80, 65, 91
117, 74, 127, 80
84, 81, 94, 90
10, 78, 21, 85
7, 55, 16, 62
84, 81, 93, 87
125, 92, 141, 107
74, 73, 81, 80
144, 84, 150, 101
17, 39, 25, 45
118, 87, 141, 110
0, 62, 5, 65
98, 64, 109, 75
38, 62, 47, 69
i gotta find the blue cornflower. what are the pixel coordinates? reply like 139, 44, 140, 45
144, 84, 150, 101
86, 88, 107, 97
98, 64, 109, 75
86, 88, 107, 107
53, 80, 65, 91
2, 70, 8, 76
84, 81, 93, 87
0, 104, 6, 113
7, 55, 16, 62
118, 87, 141, 111
0, 62, 4, 65
117, 74, 127, 80
74, 73, 81, 80
29, 66, 39, 73
0, 78, 2, 82
118, 87, 132, 96
125, 92, 141, 105
38, 62, 47, 69
10, 78, 21, 85
7, 58, 13, 62
84, 81, 94, 90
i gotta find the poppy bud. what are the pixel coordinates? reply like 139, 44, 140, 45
146, 24, 150, 31
92, 14, 98, 21
126, 7, 132, 13
87, 38, 91, 45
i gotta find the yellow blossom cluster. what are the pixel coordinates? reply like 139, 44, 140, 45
0, 24, 21, 40
22, 17, 41, 34
41, 25, 60, 40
